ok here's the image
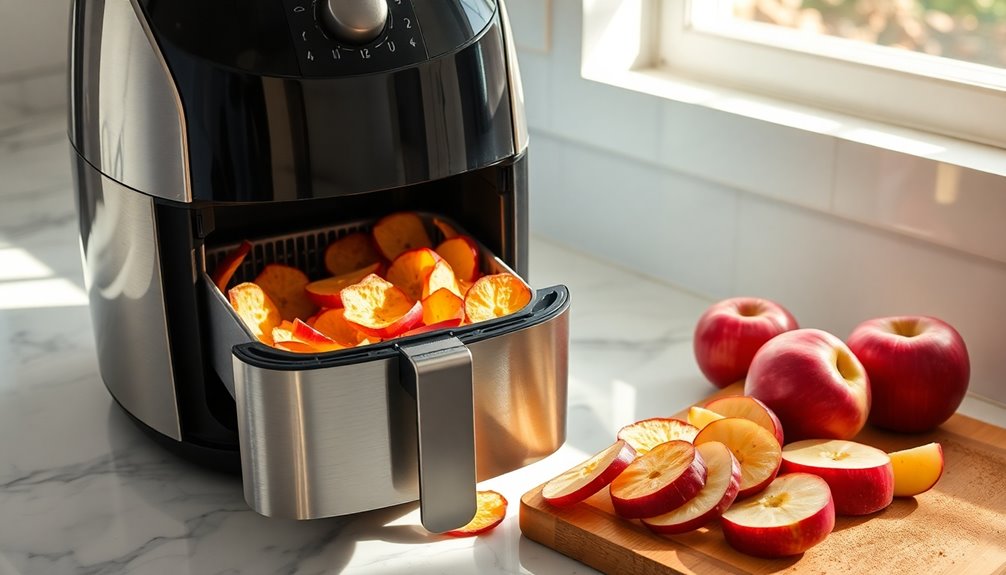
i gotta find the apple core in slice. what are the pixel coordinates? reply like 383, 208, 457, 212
890, 442, 944, 497
721, 472, 835, 558
609, 440, 707, 519
542, 440, 636, 507
693, 417, 781, 498
616, 418, 700, 455
641, 441, 742, 534
781, 439, 894, 515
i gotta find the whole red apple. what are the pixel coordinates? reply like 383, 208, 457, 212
846, 316, 969, 433
693, 297, 798, 388
745, 328, 870, 441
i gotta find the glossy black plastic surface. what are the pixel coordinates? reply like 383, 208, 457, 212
147, 13, 513, 202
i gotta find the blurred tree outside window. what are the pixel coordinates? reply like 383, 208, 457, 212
728, 0, 1006, 69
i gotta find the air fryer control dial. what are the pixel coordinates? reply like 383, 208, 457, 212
320, 0, 389, 44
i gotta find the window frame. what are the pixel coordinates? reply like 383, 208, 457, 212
657, 1, 1006, 149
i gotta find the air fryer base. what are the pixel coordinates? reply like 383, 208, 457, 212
114, 397, 242, 474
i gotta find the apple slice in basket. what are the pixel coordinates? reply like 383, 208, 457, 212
781, 439, 894, 516
387, 247, 441, 302
641, 441, 741, 534
372, 211, 433, 261
254, 263, 317, 321
212, 240, 252, 292
444, 490, 508, 537
435, 235, 481, 283
341, 274, 424, 339
609, 440, 707, 519
305, 262, 384, 308
323, 231, 382, 276
228, 282, 281, 346
721, 472, 835, 558
463, 273, 532, 324
542, 440, 636, 507
693, 417, 781, 499
703, 395, 785, 445
616, 418, 699, 455
889, 442, 944, 497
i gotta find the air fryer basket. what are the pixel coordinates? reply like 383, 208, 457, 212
199, 212, 569, 532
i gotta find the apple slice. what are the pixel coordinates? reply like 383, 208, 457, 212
311, 308, 370, 347
693, 417, 781, 499
399, 318, 463, 338
229, 282, 282, 345
433, 217, 459, 240
254, 263, 316, 321
444, 490, 508, 537
271, 320, 296, 344
323, 231, 382, 276
889, 442, 944, 497
721, 473, 835, 558
341, 274, 424, 339
387, 247, 441, 302
436, 235, 480, 282
463, 273, 532, 324
422, 287, 465, 326
542, 440, 637, 507
305, 262, 383, 308
290, 319, 345, 352
372, 212, 433, 261
212, 240, 252, 292
704, 395, 785, 445
687, 406, 725, 430
616, 418, 700, 455
781, 439, 894, 516
609, 440, 707, 519
641, 441, 741, 534
422, 259, 462, 300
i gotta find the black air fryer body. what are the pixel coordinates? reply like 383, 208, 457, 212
70, 0, 568, 532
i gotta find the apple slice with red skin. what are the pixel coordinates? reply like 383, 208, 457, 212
305, 262, 384, 308
641, 441, 741, 534
693, 417, 781, 499
436, 235, 480, 283
291, 319, 346, 352
422, 287, 465, 326
323, 231, 383, 276
781, 439, 894, 516
341, 274, 424, 339
704, 395, 785, 445
616, 418, 699, 455
372, 212, 433, 261
212, 240, 252, 292
444, 490, 508, 537
889, 442, 944, 497
609, 440, 707, 519
387, 247, 441, 302
693, 296, 798, 388
310, 308, 370, 347
542, 440, 637, 507
463, 273, 532, 324
422, 259, 463, 300
721, 472, 835, 558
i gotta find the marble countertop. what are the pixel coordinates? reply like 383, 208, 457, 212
1, 111, 1003, 575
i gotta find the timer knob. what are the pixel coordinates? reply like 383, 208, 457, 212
320, 0, 389, 44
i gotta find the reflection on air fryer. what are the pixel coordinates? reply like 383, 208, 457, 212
212, 211, 532, 353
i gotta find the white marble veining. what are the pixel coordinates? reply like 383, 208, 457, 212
2, 109, 1004, 575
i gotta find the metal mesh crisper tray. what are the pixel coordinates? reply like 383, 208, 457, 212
204, 212, 523, 289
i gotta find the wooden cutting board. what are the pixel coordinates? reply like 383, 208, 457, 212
520, 383, 1006, 575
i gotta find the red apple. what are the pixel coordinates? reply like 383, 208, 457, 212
693, 297, 798, 388
703, 395, 785, 445
745, 328, 870, 441
609, 440, 707, 519
542, 440, 636, 507
693, 417, 781, 499
781, 439, 894, 516
846, 316, 969, 433
641, 441, 741, 534
616, 418, 699, 456
721, 473, 835, 558
889, 442, 944, 497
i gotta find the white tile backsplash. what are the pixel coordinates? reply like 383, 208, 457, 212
733, 194, 1006, 403
659, 102, 836, 211
833, 141, 1006, 264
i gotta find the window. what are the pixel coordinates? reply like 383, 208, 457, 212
658, 1, 1006, 148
